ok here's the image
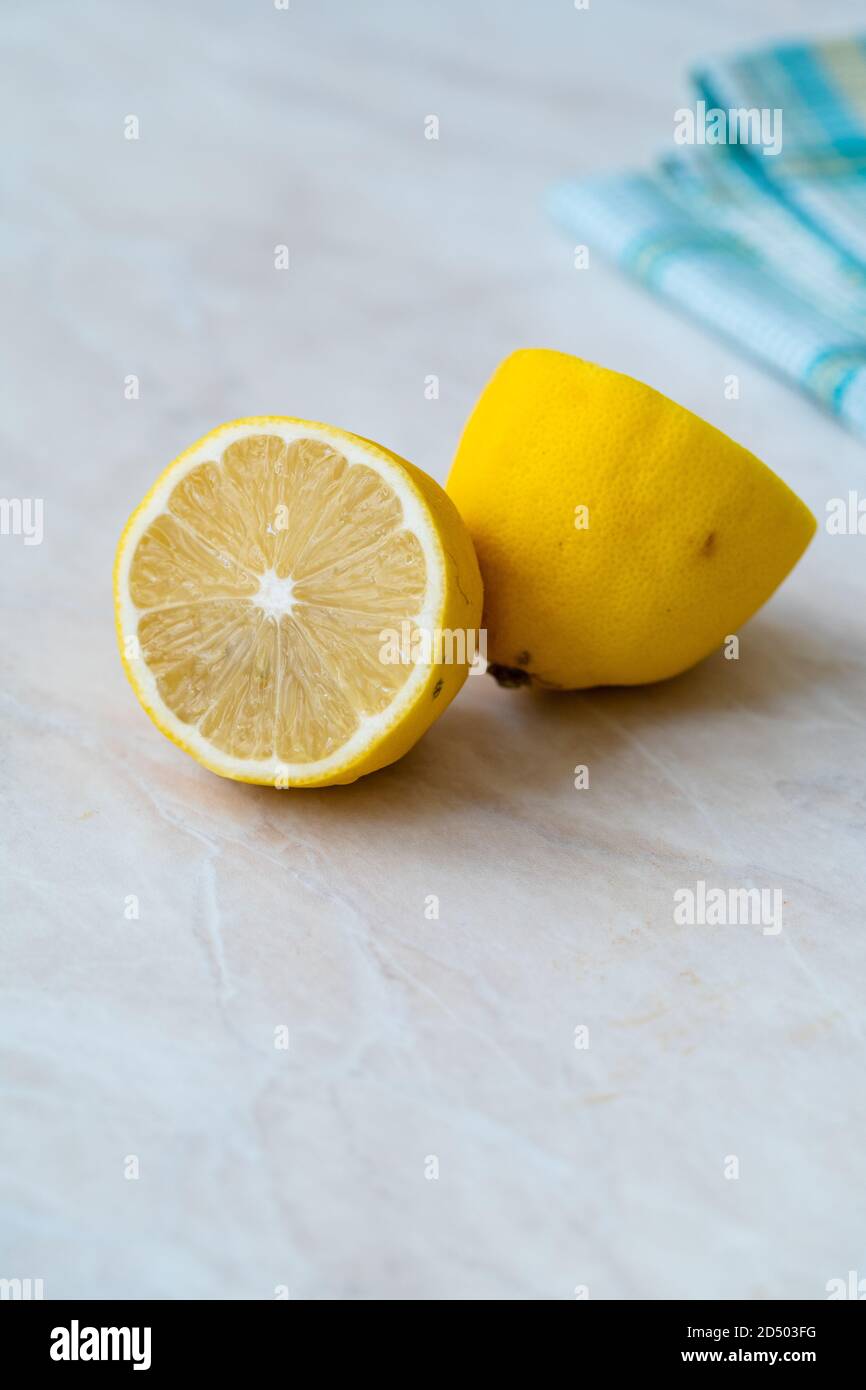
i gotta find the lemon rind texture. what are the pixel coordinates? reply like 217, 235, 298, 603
447, 350, 816, 691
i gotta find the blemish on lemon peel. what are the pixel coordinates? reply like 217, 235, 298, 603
488, 663, 532, 689
446, 348, 816, 689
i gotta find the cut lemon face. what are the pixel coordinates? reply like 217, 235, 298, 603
115, 418, 483, 787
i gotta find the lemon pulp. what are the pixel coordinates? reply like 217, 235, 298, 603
123, 429, 431, 771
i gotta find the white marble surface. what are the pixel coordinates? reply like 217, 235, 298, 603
3, 0, 865, 1300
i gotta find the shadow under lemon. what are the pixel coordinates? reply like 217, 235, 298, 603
228, 601, 859, 821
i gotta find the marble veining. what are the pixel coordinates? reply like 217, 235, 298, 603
1, 0, 864, 1299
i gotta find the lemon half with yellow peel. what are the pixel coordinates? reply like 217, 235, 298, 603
447, 350, 816, 690
115, 418, 482, 786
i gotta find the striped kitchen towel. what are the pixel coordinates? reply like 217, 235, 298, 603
549, 37, 866, 437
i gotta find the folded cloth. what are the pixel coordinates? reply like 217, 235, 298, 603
549, 37, 866, 437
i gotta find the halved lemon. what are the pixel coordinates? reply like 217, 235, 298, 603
114, 418, 483, 787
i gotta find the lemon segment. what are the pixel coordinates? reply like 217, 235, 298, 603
446, 350, 816, 690
115, 419, 482, 786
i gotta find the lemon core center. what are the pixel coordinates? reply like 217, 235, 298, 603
254, 569, 296, 618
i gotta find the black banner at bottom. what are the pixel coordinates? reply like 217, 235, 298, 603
4, 1297, 862, 1373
